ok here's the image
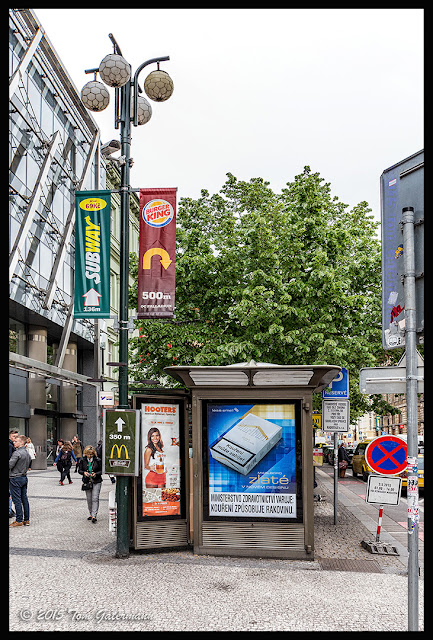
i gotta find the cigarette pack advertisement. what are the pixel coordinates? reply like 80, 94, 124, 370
207, 403, 299, 520
141, 403, 181, 517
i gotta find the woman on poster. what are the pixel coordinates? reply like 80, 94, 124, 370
144, 428, 166, 488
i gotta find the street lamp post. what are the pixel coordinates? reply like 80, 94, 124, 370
82, 34, 173, 558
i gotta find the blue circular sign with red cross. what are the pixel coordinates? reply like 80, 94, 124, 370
365, 435, 407, 476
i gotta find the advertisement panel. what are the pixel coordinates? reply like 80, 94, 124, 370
137, 188, 177, 318
204, 402, 302, 522
74, 190, 111, 318
103, 409, 139, 476
140, 403, 182, 517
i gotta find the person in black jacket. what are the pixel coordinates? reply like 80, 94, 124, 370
78, 445, 103, 523
54, 441, 77, 485
338, 443, 350, 478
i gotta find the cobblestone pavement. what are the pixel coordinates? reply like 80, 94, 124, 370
9, 467, 424, 631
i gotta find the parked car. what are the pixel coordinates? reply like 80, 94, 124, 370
326, 445, 354, 467
322, 445, 333, 463
345, 446, 355, 468
351, 440, 374, 481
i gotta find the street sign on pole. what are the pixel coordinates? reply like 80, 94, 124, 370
322, 367, 350, 399
322, 400, 350, 432
359, 350, 424, 394
366, 475, 402, 506
380, 150, 424, 350
365, 435, 407, 477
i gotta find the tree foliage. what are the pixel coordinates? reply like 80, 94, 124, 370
129, 167, 390, 421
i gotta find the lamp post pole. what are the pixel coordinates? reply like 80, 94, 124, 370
115, 60, 132, 557
82, 35, 172, 558
107, 36, 170, 557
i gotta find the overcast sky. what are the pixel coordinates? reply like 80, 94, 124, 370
35, 8, 423, 221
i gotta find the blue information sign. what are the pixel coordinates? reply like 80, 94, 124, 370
322, 368, 350, 399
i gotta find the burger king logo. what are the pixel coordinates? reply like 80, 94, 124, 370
142, 199, 174, 228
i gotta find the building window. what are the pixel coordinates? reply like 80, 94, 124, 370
9, 319, 26, 355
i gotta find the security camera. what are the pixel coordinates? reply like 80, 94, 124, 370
101, 139, 121, 156
107, 155, 126, 167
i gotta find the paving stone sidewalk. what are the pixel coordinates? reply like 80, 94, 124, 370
9, 466, 424, 631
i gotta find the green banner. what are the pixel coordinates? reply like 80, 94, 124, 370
74, 190, 111, 318
103, 409, 139, 476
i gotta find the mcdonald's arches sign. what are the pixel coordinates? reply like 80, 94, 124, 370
103, 409, 140, 476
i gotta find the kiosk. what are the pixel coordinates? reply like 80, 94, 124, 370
164, 361, 340, 560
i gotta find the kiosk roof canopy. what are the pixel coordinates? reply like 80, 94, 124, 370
164, 360, 341, 391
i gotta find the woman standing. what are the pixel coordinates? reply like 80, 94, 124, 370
71, 435, 83, 473
338, 443, 350, 478
144, 427, 166, 489
78, 445, 103, 523
26, 437, 36, 470
54, 441, 77, 485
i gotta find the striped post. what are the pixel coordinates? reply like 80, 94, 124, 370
375, 504, 384, 542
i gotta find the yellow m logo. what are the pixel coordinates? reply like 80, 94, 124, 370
110, 444, 129, 459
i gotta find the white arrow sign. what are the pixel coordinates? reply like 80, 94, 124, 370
82, 288, 102, 306
115, 417, 125, 432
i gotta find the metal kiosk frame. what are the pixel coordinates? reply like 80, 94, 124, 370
131, 389, 191, 551
164, 362, 340, 561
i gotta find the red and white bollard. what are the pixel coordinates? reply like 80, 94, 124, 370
375, 504, 384, 542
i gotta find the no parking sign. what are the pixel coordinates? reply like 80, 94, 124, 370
365, 435, 407, 476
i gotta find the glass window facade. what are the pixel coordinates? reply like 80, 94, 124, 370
9, 9, 104, 344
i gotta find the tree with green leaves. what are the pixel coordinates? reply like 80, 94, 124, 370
128, 166, 396, 422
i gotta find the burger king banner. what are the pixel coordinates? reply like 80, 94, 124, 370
138, 188, 177, 318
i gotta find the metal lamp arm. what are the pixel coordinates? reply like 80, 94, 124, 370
132, 56, 170, 126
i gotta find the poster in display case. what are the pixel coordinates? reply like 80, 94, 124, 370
138, 402, 185, 519
204, 401, 303, 523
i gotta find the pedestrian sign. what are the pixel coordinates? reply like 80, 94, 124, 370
365, 435, 407, 476
322, 367, 350, 399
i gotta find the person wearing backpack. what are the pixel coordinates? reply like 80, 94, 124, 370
54, 441, 77, 485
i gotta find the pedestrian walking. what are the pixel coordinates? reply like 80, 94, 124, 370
54, 441, 77, 485
9, 430, 18, 518
96, 439, 115, 483
71, 435, 83, 473
338, 442, 350, 478
78, 445, 103, 523
9, 434, 31, 527
9, 430, 18, 458
26, 437, 36, 470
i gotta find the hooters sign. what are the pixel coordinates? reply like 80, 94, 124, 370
138, 188, 177, 318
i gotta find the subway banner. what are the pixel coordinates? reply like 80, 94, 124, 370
74, 190, 111, 318
137, 188, 177, 318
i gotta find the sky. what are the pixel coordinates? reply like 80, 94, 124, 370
34, 8, 423, 222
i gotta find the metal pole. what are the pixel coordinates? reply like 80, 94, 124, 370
333, 432, 338, 524
375, 505, 384, 543
115, 71, 132, 559
402, 206, 419, 631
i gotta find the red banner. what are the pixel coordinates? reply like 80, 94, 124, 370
138, 188, 177, 318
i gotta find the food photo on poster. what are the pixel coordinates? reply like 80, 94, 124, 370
205, 403, 301, 521
140, 404, 181, 517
